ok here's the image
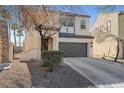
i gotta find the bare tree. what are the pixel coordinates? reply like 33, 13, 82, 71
18, 5, 62, 51
16, 6, 85, 51
1, 5, 62, 51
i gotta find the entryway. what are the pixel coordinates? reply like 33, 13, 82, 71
41, 38, 53, 51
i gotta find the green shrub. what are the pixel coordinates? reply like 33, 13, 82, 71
41, 50, 63, 72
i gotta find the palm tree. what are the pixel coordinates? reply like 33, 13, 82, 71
11, 23, 18, 47
16, 30, 23, 47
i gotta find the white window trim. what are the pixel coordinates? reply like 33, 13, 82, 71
81, 20, 86, 30
60, 16, 75, 34
106, 20, 111, 32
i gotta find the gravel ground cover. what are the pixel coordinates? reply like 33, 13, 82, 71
0, 61, 94, 88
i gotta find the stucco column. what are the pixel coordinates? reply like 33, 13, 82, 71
87, 42, 93, 57
52, 32, 59, 50
118, 41, 123, 59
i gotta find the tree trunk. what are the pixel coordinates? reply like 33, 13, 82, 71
40, 36, 43, 52
43, 39, 48, 50
14, 29, 17, 47
114, 37, 119, 62
19, 35, 21, 47
41, 38, 48, 51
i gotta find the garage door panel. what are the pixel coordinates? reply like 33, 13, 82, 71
59, 43, 87, 57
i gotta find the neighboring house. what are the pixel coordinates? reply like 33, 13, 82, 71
20, 11, 94, 61
92, 12, 124, 59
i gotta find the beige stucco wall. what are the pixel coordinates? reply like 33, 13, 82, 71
20, 29, 58, 61
9, 42, 13, 62
20, 30, 41, 61
119, 14, 124, 58
92, 12, 119, 36
19, 48, 40, 61
92, 12, 123, 59
24, 30, 41, 52
75, 16, 90, 35
119, 14, 124, 41
52, 32, 59, 50
93, 37, 123, 58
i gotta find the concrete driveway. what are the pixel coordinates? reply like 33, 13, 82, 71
64, 57, 124, 88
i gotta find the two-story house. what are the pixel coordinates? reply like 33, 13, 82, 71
20, 11, 94, 61
92, 12, 124, 59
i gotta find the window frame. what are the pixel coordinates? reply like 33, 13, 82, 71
106, 20, 111, 32
60, 16, 75, 34
81, 20, 86, 30
67, 21, 74, 27
100, 25, 103, 33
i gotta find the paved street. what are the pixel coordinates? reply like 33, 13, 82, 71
64, 57, 124, 88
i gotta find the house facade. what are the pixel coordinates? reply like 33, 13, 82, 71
20, 11, 94, 61
92, 12, 124, 59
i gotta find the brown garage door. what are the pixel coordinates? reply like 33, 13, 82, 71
59, 43, 87, 57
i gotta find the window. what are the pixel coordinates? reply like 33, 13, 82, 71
67, 17, 74, 27
100, 25, 103, 33
60, 16, 74, 33
81, 20, 86, 29
63, 21, 67, 26
67, 21, 74, 27
107, 20, 111, 31
61, 17, 74, 27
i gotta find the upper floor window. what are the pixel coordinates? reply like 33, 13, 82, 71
81, 20, 86, 29
63, 21, 67, 26
60, 16, 74, 33
67, 17, 74, 27
61, 17, 74, 27
67, 21, 74, 27
106, 20, 111, 31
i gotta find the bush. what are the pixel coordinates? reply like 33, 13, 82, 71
41, 50, 63, 72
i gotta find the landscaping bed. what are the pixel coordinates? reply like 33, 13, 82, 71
0, 61, 94, 88
0, 62, 31, 88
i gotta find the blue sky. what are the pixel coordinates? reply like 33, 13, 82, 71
81, 5, 98, 29
81, 5, 124, 29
